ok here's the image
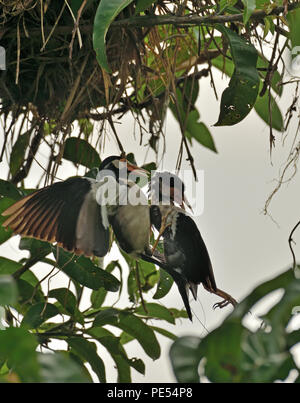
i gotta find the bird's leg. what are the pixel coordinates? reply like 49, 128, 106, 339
203, 285, 237, 309
151, 211, 172, 254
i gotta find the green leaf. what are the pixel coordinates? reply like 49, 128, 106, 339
63, 138, 101, 169
0, 275, 18, 306
242, 329, 293, 382
38, 352, 91, 383
91, 260, 122, 308
90, 331, 132, 382
169, 336, 201, 383
0, 180, 23, 200
93, 310, 161, 360
135, 302, 175, 324
48, 288, 84, 323
88, 326, 136, 381
117, 311, 161, 360
22, 302, 60, 329
254, 90, 283, 131
0, 327, 40, 382
170, 267, 300, 383
9, 131, 31, 177
19, 237, 52, 259
138, 259, 159, 291
215, 25, 260, 126
265, 275, 300, 329
241, 0, 256, 24
150, 326, 178, 341
229, 268, 295, 321
287, 6, 300, 75
93, 0, 135, 72
93, 307, 119, 326
68, 337, 106, 383
287, 6, 300, 50
16, 278, 44, 305
200, 320, 245, 382
0, 256, 40, 287
153, 268, 174, 299
186, 110, 217, 152
52, 247, 120, 291
0, 198, 14, 245
169, 80, 216, 152
135, 0, 157, 14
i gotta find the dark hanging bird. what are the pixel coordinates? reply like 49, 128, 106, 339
1, 155, 149, 259
149, 172, 237, 321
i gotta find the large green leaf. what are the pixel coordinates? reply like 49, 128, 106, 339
287, 6, 300, 74
135, 0, 157, 14
150, 326, 177, 341
254, 89, 283, 131
16, 278, 44, 305
22, 302, 60, 329
135, 302, 175, 324
170, 267, 300, 383
287, 6, 300, 51
87, 326, 133, 382
93, 0, 135, 72
200, 320, 245, 382
0, 327, 40, 382
214, 25, 260, 126
67, 337, 106, 383
93, 309, 161, 360
153, 268, 174, 300
0, 180, 23, 200
19, 237, 52, 259
63, 138, 101, 169
185, 110, 217, 152
241, 0, 256, 24
91, 260, 122, 308
0, 256, 40, 287
169, 336, 202, 383
52, 247, 120, 291
38, 352, 91, 383
117, 311, 161, 360
0, 275, 18, 306
170, 81, 217, 152
48, 287, 84, 323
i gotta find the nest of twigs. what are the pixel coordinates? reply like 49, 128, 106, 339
1, 0, 297, 186
0, 0, 143, 125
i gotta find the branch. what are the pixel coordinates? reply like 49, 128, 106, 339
81, 68, 209, 121
11, 121, 44, 184
288, 220, 300, 273
111, 3, 300, 28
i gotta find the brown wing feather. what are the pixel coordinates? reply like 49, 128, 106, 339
1, 177, 109, 258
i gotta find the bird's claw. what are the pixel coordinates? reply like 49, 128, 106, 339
213, 297, 235, 310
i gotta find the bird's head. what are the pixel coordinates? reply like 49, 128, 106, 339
150, 172, 193, 212
98, 155, 148, 185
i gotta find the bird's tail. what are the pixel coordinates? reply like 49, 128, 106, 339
173, 274, 193, 321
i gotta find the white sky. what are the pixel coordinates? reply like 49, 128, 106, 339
0, 59, 300, 382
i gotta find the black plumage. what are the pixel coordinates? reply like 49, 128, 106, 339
150, 172, 236, 321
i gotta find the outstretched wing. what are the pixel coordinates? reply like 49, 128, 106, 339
2, 177, 110, 257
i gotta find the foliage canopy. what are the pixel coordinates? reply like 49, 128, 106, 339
0, 0, 299, 383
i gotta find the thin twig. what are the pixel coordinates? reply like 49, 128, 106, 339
288, 220, 300, 272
